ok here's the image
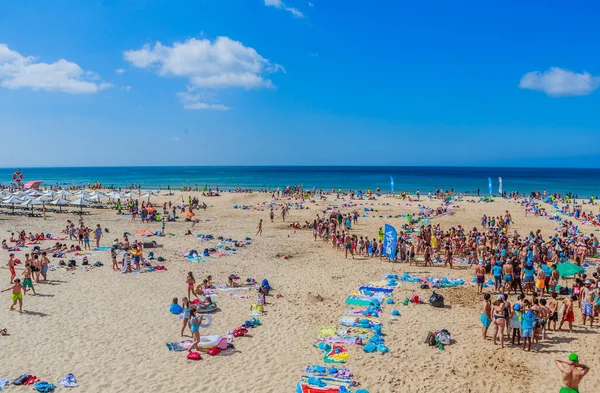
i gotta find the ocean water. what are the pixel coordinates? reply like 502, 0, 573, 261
0, 166, 599, 197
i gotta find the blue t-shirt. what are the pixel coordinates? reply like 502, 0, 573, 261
169, 303, 183, 315
524, 267, 535, 277
521, 312, 536, 329
541, 264, 551, 276
492, 265, 502, 277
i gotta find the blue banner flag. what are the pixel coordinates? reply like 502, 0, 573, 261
488, 177, 493, 195
390, 176, 394, 192
383, 224, 397, 261
498, 177, 503, 194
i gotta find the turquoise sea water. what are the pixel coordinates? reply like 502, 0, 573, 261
0, 166, 599, 197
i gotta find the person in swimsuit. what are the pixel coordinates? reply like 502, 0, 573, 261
180, 297, 191, 336
481, 293, 492, 340
502, 260, 514, 293
580, 280, 595, 327
187, 309, 205, 353
344, 233, 353, 259
186, 272, 199, 300
548, 291, 559, 331
492, 295, 507, 348
21, 264, 36, 296
555, 353, 589, 393
559, 295, 576, 333
475, 262, 486, 294
7, 253, 16, 284
1, 278, 27, 312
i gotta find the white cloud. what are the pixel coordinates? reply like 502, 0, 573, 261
308, 2, 314, 7
263, 0, 305, 18
0, 43, 111, 94
115, 68, 126, 75
124, 36, 282, 90
177, 91, 230, 111
519, 67, 600, 97
124, 85, 132, 92
168, 136, 181, 141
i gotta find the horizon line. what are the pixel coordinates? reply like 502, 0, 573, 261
1, 164, 600, 170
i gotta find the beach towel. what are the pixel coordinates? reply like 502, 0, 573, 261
93, 247, 111, 251
166, 340, 194, 352
188, 257, 208, 263
0, 379, 10, 391
318, 336, 363, 345
319, 326, 337, 338
34, 382, 56, 392
58, 373, 78, 388
215, 285, 251, 292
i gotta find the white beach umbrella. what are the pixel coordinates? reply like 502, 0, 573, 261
21, 198, 42, 213
86, 195, 104, 203
36, 195, 53, 202
25, 190, 43, 197
122, 192, 134, 198
3, 195, 24, 204
3, 195, 24, 212
50, 198, 71, 212
70, 198, 91, 214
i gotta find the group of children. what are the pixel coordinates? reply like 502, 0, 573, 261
481, 278, 598, 352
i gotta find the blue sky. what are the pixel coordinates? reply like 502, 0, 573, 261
0, 0, 599, 167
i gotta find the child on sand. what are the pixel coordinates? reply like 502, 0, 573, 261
7, 253, 16, 284
1, 278, 26, 311
187, 309, 205, 352
559, 295, 576, 333
521, 301, 536, 352
22, 264, 36, 295
475, 262, 485, 294
181, 297, 191, 336
481, 293, 491, 340
186, 272, 199, 299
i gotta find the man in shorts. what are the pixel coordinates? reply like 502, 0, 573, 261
1, 278, 26, 311
580, 280, 595, 327
555, 353, 589, 393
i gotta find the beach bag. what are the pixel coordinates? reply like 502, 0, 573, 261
435, 329, 451, 345
559, 287, 569, 295
425, 332, 437, 346
251, 303, 264, 313
429, 292, 445, 308
157, 256, 165, 262
233, 327, 248, 337
13, 374, 31, 385
82, 257, 89, 266
207, 347, 221, 356
187, 351, 202, 361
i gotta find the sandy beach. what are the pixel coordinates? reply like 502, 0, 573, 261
1, 191, 599, 392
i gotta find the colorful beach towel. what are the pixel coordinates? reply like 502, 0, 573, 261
166, 340, 194, 352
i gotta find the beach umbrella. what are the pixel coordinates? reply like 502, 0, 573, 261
182, 211, 195, 218
122, 192, 134, 199
21, 198, 43, 213
3, 195, 24, 212
56, 190, 73, 198
0, 190, 10, 197
50, 198, 71, 212
24, 189, 43, 197
24, 180, 43, 190
556, 263, 585, 278
36, 195, 53, 202
134, 228, 154, 236
70, 198, 91, 213
145, 206, 156, 213
140, 192, 155, 202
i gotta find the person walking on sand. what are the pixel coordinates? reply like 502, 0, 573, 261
580, 280, 595, 328
555, 353, 589, 393
344, 232, 353, 259
558, 295, 576, 333
186, 272, 199, 300
1, 278, 26, 311
94, 224, 102, 248
7, 253, 16, 284
256, 219, 263, 236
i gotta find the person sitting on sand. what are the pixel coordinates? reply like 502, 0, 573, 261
206, 275, 214, 288
228, 275, 240, 288
1, 240, 8, 250
555, 353, 589, 393
198, 295, 213, 308
1, 278, 26, 312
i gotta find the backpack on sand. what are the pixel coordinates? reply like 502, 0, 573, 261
187, 351, 202, 361
425, 331, 437, 346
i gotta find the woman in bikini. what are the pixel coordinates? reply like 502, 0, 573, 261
492, 295, 507, 348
